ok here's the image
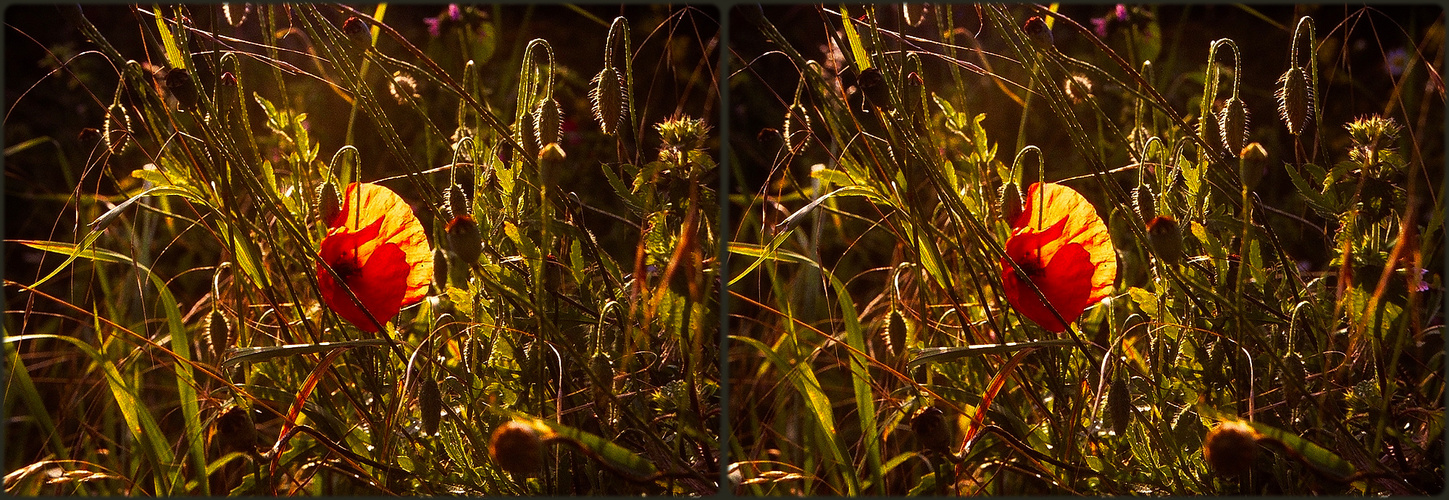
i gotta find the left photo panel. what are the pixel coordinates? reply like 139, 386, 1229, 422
4, 4, 719, 495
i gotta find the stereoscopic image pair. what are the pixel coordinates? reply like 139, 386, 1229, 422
4, 3, 1442, 496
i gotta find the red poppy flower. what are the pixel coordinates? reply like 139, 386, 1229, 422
317, 182, 432, 332
999, 182, 1117, 332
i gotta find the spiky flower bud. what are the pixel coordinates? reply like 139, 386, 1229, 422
1146, 216, 1182, 266
534, 98, 561, 149
342, 16, 370, 51
418, 377, 441, 436
1133, 185, 1156, 221
208, 309, 230, 361
782, 103, 811, 150
223, 3, 250, 27
316, 181, 341, 226
856, 68, 890, 109
1218, 96, 1248, 156
1108, 375, 1131, 435
489, 420, 544, 476
447, 215, 482, 265
518, 117, 540, 162
389, 72, 419, 105
447, 184, 468, 220
1203, 420, 1261, 477
103, 104, 131, 156
885, 309, 908, 358
1275, 67, 1312, 136
590, 67, 624, 136
998, 182, 1024, 223
212, 405, 258, 455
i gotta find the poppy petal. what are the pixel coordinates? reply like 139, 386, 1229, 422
333, 182, 433, 306
317, 182, 433, 332
1001, 182, 1117, 332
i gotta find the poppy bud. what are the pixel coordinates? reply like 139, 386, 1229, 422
534, 98, 561, 149
211, 405, 258, 455
518, 117, 540, 162
1146, 216, 1182, 266
1276, 67, 1312, 136
223, 3, 249, 27
208, 309, 230, 361
1133, 185, 1156, 221
1024, 16, 1053, 51
1218, 97, 1248, 156
590, 67, 623, 136
910, 406, 951, 455
856, 68, 890, 110
447, 184, 469, 220
78, 128, 101, 142
1203, 420, 1261, 477
316, 181, 341, 226
390, 71, 419, 105
166, 68, 198, 111
998, 182, 1024, 223
418, 377, 441, 436
1108, 375, 1131, 435
489, 420, 544, 476
103, 104, 131, 156
885, 309, 908, 358
433, 248, 450, 290
342, 16, 370, 51
540, 142, 567, 164
446, 215, 482, 265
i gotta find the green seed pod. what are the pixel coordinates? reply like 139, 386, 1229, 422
782, 103, 810, 150
418, 377, 441, 436
102, 103, 131, 156
1133, 185, 1156, 221
534, 98, 561, 149
207, 309, 230, 361
1276, 67, 1312, 136
1146, 216, 1182, 266
489, 421, 544, 476
447, 184, 468, 220
998, 182, 1024, 224
433, 248, 450, 290
1203, 421, 1260, 477
590, 67, 623, 136
446, 216, 482, 265
165, 68, 199, 111
316, 181, 341, 226
1108, 374, 1131, 435
886, 309, 908, 358
1218, 96, 1248, 156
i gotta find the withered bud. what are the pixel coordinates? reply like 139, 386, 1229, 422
489, 420, 544, 476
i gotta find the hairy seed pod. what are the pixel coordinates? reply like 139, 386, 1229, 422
1276, 67, 1312, 136
534, 98, 561, 149
208, 309, 230, 361
447, 184, 468, 220
418, 377, 441, 436
446, 215, 482, 265
910, 406, 951, 455
1108, 375, 1131, 435
1283, 352, 1306, 407
1133, 185, 1156, 221
1218, 96, 1248, 156
903, 3, 926, 27
590, 67, 623, 136
223, 3, 250, 27
1147, 216, 1182, 266
489, 421, 543, 476
1203, 420, 1261, 477
316, 181, 341, 226
165, 68, 198, 111
1024, 16, 1053, 51
433, 248, 450, 290
886, 309, 908, 358
389, 72, 419, 105
998, 182, 1024, 224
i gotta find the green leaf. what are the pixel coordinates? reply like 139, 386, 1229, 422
1245, 421, 1357, 480
152, 5, 186, 70
839, 5, 871, 71
221, 339, 391, 367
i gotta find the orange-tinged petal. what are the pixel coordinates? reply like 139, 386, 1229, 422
317, 182, 432, 332
1001, 182, 1117, 332
332, 182, 433, 306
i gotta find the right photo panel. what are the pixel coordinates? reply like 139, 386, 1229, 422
727, 4, 1443, 495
